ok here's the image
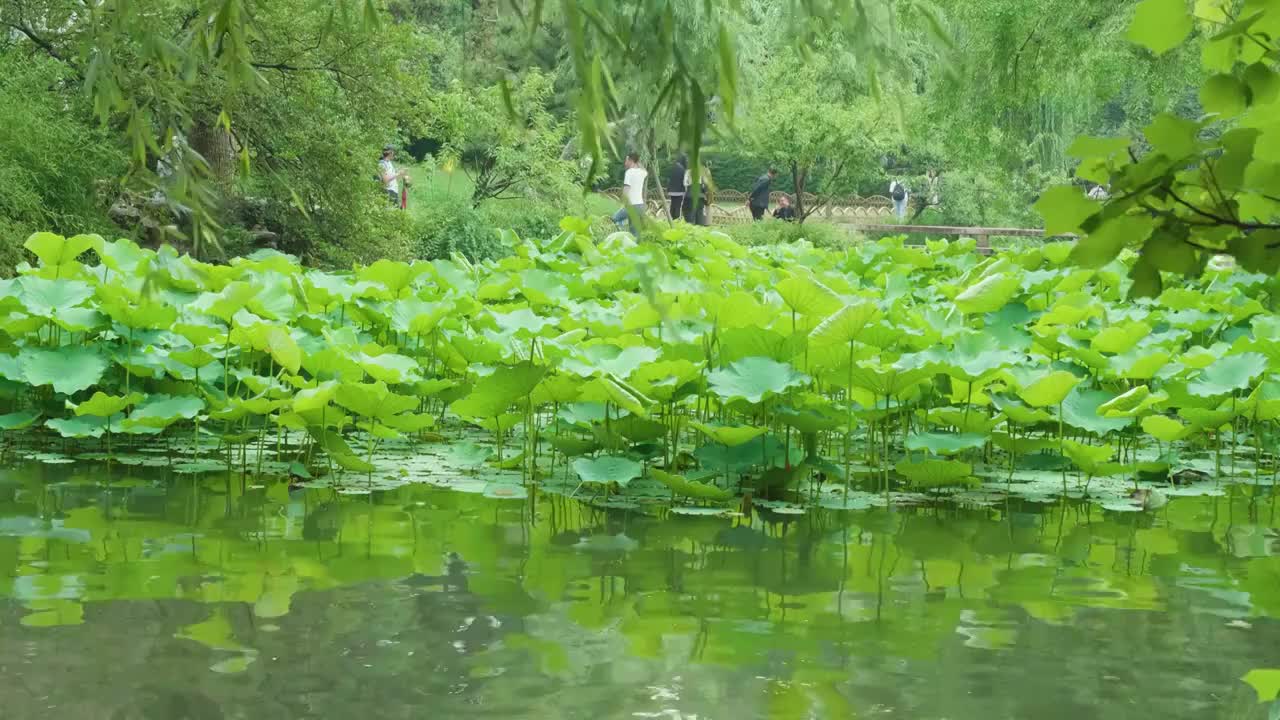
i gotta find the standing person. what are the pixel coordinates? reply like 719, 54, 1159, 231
773, 194, 796, 221
667, 153, 688, 222
612, 152, 648, 236
748, 167, 777, 221
685, 163, 713, 226
379, 146, 408, 208
889, 179, 909, 221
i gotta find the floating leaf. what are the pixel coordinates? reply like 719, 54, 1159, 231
572, 455, 643, 487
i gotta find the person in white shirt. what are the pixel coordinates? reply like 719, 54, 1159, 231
612, 152, 648, 235
379, 146, 408, 207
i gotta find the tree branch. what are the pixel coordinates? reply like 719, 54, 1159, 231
3, 21, 80, 74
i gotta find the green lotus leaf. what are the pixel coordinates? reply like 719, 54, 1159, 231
447, 442, 495, 467
72, 392, 144, 417
1098, 385, 1169, 418
549, 435, 599, 457
908, 331, 1022, 381
332, 452, 378, 473
708, 357, 809, 404
20, 346, 107, 395
846, 363, 930, 398
1062, 440, 1116, 475
629, 360, 702, 403
47, 414, 120, 439
24, 232, 99, 274
775, 271, 843, 317
1110, 348, 1171, 380
169, 346, 217, 370
389, 298, 452, 335
0, 410, 41, 430
51, 307, 104, 333
126, 394, 206, 429
895, 458, 976, 488
1245, 381, 1280, 421
573, 455, 643, 487
451, 362, 547, 420
96, 237, 150, 276
718, 326, 805, 365
335, 381, 417, 420
695, 436, 799, 473
651, 468, 734, 500
809, 302, 882, 347
1061, 387, 1134, 434
1179, 407, 1235, 430
1141, 415, 1190, 443
990, 395, 1054, 425
382, 412, 437, 433
1187, 352, 1270, 397
354, 351, 421, 384
905, 432, 987, 456
19, 277, 94, 318
1014, 369, 1082, 408
561, 344, 661, 379
775, 404, 843, 433
357, 259, 417, 296
1090, 321, 1152, 354
928, 407, 1005, 434
954, 272, 1021, 315
690, 422, 767, 447
577, 376, 652, 417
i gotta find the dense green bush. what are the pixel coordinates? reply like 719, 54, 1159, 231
0, 53, 126, 272
479, 202, 563, 244
724, 219, 850, 250
411, 200, 510, 262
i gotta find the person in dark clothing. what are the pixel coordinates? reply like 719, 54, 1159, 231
773, 194, 796, 221
748, 168, 777, 221
667, 153, 688, 221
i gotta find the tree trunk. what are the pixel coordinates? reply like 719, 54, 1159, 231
791, 162, 809, 224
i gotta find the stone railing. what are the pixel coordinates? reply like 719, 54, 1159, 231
600, 188, 896, 224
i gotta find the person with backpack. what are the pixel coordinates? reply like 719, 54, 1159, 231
748, 168, 777, 221
889, 179, 909, 221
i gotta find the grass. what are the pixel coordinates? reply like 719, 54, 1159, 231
397, 163, 618, 221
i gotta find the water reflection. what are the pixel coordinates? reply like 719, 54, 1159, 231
0, 463, 1277, 719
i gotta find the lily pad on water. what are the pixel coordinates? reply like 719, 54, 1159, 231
572, 455, 643, 487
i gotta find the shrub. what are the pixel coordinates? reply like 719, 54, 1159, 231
725, 220, 850, 250
411, 200, 509, 262
479, 202, 563, 243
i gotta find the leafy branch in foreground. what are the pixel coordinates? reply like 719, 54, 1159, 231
1038, 0, 1280, 296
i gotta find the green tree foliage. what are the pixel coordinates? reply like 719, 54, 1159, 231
1042, 0, 1280, 295
735, 45, 896, 220
430, 72, 577, 207
0, 53, 125, 270
901, 0, 1203, 226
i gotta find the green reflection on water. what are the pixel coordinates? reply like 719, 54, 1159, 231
0, 463, 1278, 719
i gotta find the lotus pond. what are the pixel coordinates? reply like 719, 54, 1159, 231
1, 464, 1279, 719
1, 226, 1280, 716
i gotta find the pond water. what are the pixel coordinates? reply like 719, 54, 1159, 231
1, 464, 1278, 719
